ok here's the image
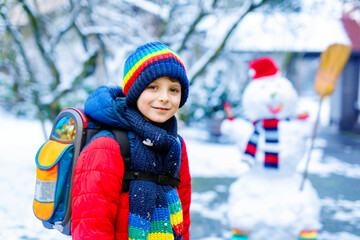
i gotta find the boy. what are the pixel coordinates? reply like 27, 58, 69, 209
71, 42, 191, 240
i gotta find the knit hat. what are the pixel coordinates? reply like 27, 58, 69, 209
249, 57, 279, 80
123, 41, 189, 108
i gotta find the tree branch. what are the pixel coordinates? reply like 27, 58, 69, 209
177, 0, 218, 53
0, 7, 34, 83
48, 51, 98, 111
19, 0, 61, 90
81, 2, 108, 78
177, 9, 207, 53
1, 3, 49, 137
49, 4, 81, 53
190, 0, 268, 84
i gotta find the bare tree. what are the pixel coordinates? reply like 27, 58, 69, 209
0, 0, 300, 137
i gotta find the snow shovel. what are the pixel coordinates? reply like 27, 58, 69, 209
300, 43, 352, 191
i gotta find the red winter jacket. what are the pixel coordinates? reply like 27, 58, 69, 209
71, 132, 191, 240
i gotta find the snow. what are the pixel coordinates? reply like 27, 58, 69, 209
122, 0, 170, 20
307, 155, 360, 178
228, 12, 350, 52
191, 191, 228, 221
0, 0, 358, 238
0, 105, 359, 239
196, 1, 350, 52
0, 113, 66, 240
179, 129, 250, 178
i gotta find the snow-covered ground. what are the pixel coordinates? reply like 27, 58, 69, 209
0, 107, 359, 239
184, 129, 360, 240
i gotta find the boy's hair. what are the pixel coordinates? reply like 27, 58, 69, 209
122, 41, 189, 108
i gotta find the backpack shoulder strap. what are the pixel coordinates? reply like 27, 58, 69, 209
108, 129, 131, 192
108, 129, 181, 191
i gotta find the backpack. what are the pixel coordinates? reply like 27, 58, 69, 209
33, 108, 131, 235
33, 107, 181, 235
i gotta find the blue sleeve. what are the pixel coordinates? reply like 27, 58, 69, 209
84, 86, 124, 126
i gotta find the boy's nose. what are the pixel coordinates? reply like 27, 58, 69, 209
158, 90, 169, 102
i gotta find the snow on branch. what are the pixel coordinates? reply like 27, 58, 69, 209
49, 4, 81, 53
19, 0, 60, 90
0, 7, 34, 82
122, 0, 170, 20
189, 0, 268, 84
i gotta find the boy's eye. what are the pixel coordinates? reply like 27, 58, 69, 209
170, 88, 180, 93
148, 85, 157, 90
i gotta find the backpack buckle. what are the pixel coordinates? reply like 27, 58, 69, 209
133, 171, 140, 179
156, 175, 169, 185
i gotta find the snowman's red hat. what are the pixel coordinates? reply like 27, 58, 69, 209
249, 57, 279, 80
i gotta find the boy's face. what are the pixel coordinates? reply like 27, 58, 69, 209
137, 77, 181, 123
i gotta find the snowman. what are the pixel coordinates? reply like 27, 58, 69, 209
221, 57, 321, 240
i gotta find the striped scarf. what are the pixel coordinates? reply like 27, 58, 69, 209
84, 86, 184, 239
112, 98, 184, 239
243, 119, 280, 168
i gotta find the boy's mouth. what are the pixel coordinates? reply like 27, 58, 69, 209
153, 106, 170, 111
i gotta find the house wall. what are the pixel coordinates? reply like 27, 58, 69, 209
339, 54, 360, 132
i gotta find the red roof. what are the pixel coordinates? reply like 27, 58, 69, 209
341, 8, 360, 51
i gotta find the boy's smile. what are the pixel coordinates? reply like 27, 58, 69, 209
137, 77, 182, 123
153, 106, 170, 112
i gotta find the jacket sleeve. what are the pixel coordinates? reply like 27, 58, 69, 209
71, 135, 124, 240
178, 138, 191, 240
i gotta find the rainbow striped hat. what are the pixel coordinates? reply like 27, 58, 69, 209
123, 41, 189, 108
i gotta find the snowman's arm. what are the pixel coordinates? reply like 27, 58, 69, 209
220, 118, 253, 142
294, 118, 313, 139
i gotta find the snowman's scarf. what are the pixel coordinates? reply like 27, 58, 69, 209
243, 119, 280, 168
